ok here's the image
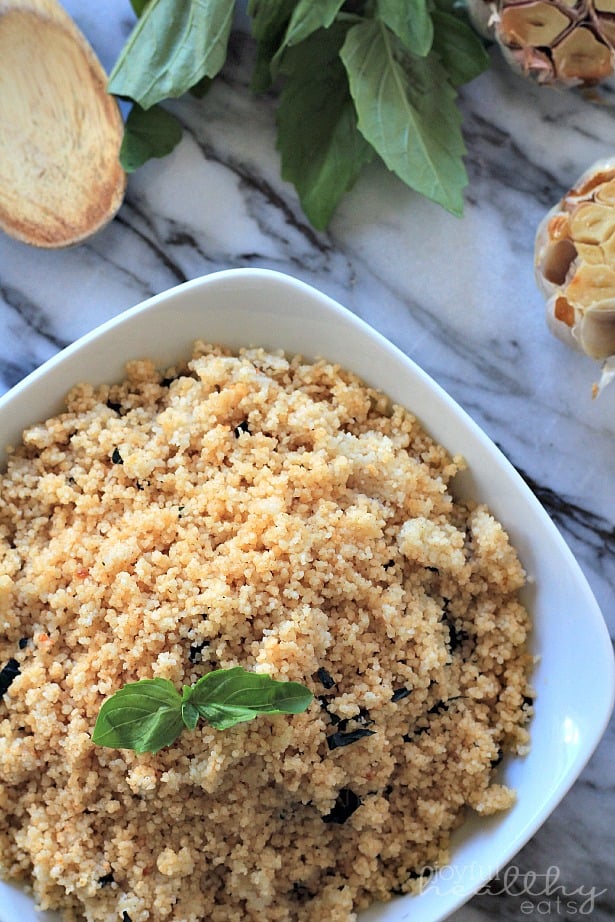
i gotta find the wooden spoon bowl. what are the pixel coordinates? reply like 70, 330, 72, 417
0, 0, 126, 248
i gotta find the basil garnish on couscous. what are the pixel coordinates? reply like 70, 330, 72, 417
92, 667, 313, 753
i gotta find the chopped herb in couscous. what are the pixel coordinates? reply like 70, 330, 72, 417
0, 343, 534, 922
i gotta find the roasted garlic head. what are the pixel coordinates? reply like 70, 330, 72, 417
535, 158, 615, 395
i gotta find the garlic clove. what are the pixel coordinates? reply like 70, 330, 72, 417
500, 1, 571, 46
539, 236, 577, 286
535, 157, 615, 393
574, 241, 605, 266
576, 303, 615, 359
600, 231, 615, 261
467, 0, 615, 87
594, 14, 615, 48
569, 202, 615, 245
594, 177, 615, 205
551, 26, 614, 85
565, 264, 615, 312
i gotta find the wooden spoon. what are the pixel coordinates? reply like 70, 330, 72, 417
0, 0, 126, 248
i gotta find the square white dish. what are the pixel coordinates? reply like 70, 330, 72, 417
0, 267, 613, 922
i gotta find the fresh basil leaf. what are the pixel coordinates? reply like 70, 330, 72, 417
93, 667, 313, 750
326, 727, 376, 749
274, 0, 345, 66
190, 76, 213, 98
0, 658, 20, 697
375, 0, 433, 57
277, 23, 373, 230
130, 0, 150, 16
189, 666, 313, 730
322, 787, 361, 824
432, 0, 466, 14
340, 19, 467, 216
248, 0, 297, 91
119, 104, 183, 173
431, 10, 490, 87
195, 702, 268, 730
108, 0, 235, 110
180, 691, 200, 731
92, 678, 183, 753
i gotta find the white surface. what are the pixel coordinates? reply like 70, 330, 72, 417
1, 269, 612, 922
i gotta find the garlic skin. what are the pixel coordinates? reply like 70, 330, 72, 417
535, 157, 615, 395
467, 0, 615, 87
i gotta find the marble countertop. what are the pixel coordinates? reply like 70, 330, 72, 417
1, 2, 613, 920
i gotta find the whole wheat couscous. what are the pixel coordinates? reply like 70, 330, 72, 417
0, 343, 534, 922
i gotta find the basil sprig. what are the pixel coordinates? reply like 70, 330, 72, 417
118, 104, 183, 173
106, 0, 490, 227
92, 667, 313, 754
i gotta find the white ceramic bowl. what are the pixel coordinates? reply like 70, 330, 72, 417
0, 268, 613, 922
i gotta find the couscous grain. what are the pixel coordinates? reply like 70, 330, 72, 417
0, 344, 534, 922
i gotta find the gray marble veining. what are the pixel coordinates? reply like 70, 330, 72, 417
0, 2, 613, 920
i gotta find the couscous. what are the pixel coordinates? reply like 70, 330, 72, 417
0, 344, 534, 921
